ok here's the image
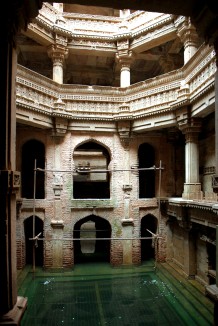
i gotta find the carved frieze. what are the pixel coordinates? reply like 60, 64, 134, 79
16, 43, 215, 129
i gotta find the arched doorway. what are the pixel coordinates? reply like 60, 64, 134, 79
141, 214, 157, 262
73, 215, 111, 264
24, 216, 44, 266
21, 139, 45, 199
138, 143, 155, 198
73, 141, 110, 199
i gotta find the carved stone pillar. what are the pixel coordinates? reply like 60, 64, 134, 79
48, 44, 68, 84
0, 17, 27, 325
175, 17, 200, 64
51, 220, 64, 269
122, 219, 134, 265
116, 37, 134, 87
50, 135, 64, 268
178, 116, 202, 199
214, 41, 218, 176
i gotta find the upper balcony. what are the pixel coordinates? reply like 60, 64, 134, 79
16, 43, 216, 133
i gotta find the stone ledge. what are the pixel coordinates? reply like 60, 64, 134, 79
0, 296, 27, 325
205, 284, 218, 302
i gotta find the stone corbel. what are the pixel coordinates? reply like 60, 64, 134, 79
53, 117, 68, 136
121, 218, 134, 226
175, 106, 189, 127
117, 120, 132, 146
51, 219, 64, 228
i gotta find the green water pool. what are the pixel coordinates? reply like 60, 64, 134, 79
18, 262, 214, 325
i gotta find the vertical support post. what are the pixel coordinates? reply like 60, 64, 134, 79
216, 225, 218, 288
155, 160, 162, 268
158, 160, 162, 234
32, 159, 37, 274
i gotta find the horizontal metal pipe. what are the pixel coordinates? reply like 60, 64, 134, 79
29, 236, 162, 241
36, 166, 164, 173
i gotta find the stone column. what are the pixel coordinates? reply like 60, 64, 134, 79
215, 67, 218, 174
179, 118, 202, 199
122, 218, 134, 265
117, 120, 134, 264
0, 25, 27, 324
176, 16, 200, 64
48, 45, 68, 84
116, 38, 134, 87
120, 61, 131, 87
177, 208, 195, 277
50, 135, 65, 268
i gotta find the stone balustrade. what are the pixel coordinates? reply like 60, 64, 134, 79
16, 44, 216, 131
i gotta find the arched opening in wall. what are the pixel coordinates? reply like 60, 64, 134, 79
21, 139, 45, 199
24, 215, 44, 266
73, 215, 111, 264
141, 214, 157, 262
73, 141, 110, 199
138, 143, 155, 198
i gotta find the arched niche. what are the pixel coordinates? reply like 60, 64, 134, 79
141, 214, 157, 262
21, 139, 45, 199
24, 215, 44, 266
73, 215, 111, 264
73, 141, 110, 199
138, 143, 155, 198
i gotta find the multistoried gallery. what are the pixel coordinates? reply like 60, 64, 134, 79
1, 1, 218, 325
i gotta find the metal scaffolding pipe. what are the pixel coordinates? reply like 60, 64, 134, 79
29, 236, 163, 241
36, 165, 164, 174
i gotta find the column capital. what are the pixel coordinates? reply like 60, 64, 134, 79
176, 17, 200, 49
179, 118, 202, 142
48, 44, 68, 64
116, 50, 135, 67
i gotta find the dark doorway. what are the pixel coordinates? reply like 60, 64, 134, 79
141, 214, 157, 261
74, 215, 111, 264
138, 143, 155, 198
24, 215, 44, 266
21, 139, 45, 199
73, 141, 110, 199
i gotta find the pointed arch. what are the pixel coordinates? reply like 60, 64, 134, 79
21, 139, 45, 199
73, 215, 111, 264
141, 214, 157, 262
73, 141, 111, 199
24, 215, 44, 266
